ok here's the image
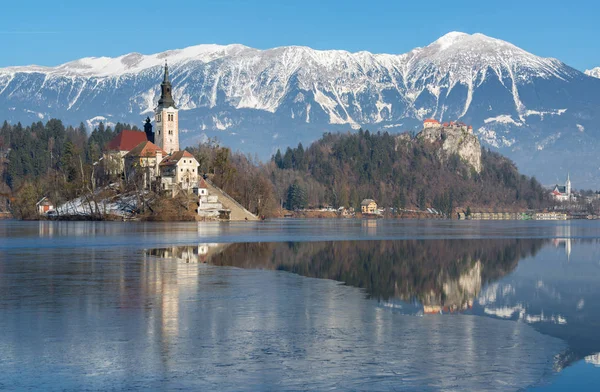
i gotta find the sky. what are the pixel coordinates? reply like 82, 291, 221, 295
2, 0, 600, 71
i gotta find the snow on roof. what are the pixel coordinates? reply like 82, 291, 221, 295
106, 130, 147, 152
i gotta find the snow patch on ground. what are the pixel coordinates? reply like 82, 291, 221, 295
55, 189, 140, 218
212, 115, 233, 130
476, 127, 516, 148
523, 108, 567, 120
484, 115, 522, 126
536, 132, 562, 151
24, 109, 44, 119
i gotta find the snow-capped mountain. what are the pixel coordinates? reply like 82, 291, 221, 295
585, 67, 600, 78
2, 32, 600, 186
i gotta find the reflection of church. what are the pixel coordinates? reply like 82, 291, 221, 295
145, 243, 226, 263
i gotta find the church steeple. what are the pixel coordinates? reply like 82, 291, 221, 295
154, 59, 180, 154
157, 60, 176, 109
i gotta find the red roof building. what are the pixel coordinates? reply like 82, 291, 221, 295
106, 130, 148, 152
159, 150, 195, 167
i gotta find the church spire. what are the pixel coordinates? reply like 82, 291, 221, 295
163, 60, 170, 83
157, 60, 176, 109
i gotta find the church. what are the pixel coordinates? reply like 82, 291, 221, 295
105, 61, 199, 194
551, 174, 573, 202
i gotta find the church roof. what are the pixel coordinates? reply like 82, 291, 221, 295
159, 150, 196, 166
125, 141, 166, 158
157, 61, 177, 109
553, 185, 567, 194
106, 130, 147, 152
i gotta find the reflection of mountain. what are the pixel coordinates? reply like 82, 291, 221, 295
149, 239, 545, 311
475, 239, 600, 370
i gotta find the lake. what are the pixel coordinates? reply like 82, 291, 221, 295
1, 219, 600, 391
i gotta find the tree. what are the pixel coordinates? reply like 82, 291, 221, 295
285, 181, 307, 210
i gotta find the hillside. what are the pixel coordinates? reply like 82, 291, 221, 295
2, 33, 600, 186
271, 127, 549, 213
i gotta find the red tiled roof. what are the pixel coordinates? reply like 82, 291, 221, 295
423, 119, 439, 123
159, 150, 197, 166
106, 130, 147, 152
125, 141, 166, 158
199, 178, 208, 188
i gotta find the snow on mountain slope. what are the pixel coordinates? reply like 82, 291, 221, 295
0, 32, 579, 123
585, 67, 600, 78
2, 32, 600, 186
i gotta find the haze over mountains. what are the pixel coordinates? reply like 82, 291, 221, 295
2, 32, 600, 187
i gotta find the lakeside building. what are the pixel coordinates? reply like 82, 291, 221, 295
534, 212, 568, 220
361, 199, 378, 214
104, 130, 149, 175
36, 197, 54, 215
98, 62, 255, 221
551, 174, 573, 202
105, 62, 196, 195
123, 141, 167, 189
159, 150, 200, 192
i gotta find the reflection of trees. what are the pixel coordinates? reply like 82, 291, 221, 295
198, 239, 546, 308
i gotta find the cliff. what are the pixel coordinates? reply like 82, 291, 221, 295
416, 125, 483, 173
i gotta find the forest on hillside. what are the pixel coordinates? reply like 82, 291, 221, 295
0, 119, 551, 219
270, 130, 551, 213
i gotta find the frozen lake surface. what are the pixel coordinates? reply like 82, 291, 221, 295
1, 219, 600, 391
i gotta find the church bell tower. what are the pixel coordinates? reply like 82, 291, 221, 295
155, 61, 179, 154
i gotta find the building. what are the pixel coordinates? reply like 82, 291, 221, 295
104, 130, 148, 175
124, 141, 167, 188
423, 119, 441, 128
36, 197, 54, 215
361, 199, 378, 214
534, 212, 568, 220
551, 174, 572, 202
195, 179, 224, 217
155, 61, 179, 154
159, 150, 200, 192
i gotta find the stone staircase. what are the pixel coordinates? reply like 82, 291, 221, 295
204, 179, 258, 221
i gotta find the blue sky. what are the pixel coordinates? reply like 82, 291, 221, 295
3, 0, 599, 70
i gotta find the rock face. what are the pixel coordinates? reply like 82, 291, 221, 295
417, 124, 482, 173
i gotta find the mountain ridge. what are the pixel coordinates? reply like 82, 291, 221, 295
2, 32, 600, 187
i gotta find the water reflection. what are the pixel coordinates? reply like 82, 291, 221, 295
147, 238, 600, 372
3, 222, 600, 390
147, 239, 544, 310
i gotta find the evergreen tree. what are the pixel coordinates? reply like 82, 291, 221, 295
285, 181, 307, 210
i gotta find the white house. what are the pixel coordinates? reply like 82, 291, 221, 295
159, 150, 200, 193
